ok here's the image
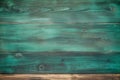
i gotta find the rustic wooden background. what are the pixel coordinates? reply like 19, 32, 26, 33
0, 2, 120, 80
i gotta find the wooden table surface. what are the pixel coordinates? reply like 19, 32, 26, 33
0, 74, 120, 80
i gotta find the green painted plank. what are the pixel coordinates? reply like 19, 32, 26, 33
0, 52, 120, 73
0, 24, 120, 52
0, 0, 120, 23
0, 0, 120, 74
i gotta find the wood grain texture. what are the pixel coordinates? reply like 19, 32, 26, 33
0, 52, 120, 73
0, 0, 120, 52
0, 0, 120, 74
0, 74, 120, 80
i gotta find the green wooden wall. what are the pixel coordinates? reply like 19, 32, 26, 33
0, 0, 120, 73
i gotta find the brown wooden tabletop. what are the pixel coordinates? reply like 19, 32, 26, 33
0, 74, 120, 80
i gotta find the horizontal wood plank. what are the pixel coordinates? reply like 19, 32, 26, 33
0, 74, 120, 80
0, 23, 120, 52
0, 52, 120, 73
0, 0, 120, 23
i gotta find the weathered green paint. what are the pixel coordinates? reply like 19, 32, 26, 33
0, 52, 120, 73
0, 0, 120, 73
